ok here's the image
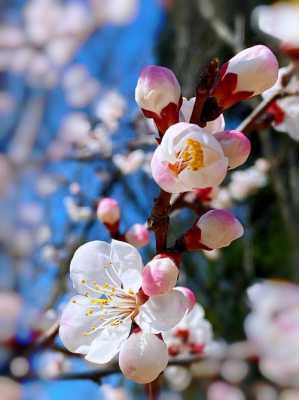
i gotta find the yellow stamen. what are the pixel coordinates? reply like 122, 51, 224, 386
169, 138, 205, 175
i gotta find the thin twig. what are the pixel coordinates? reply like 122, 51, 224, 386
32, 355, 202, 382
238, 64, 297, 134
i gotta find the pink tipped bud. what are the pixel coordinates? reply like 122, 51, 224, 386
197, 210, 244, 249
175, 287, 196, 312
125, 224, 150, 248
214, 130, 251, 169
213, 45, 278, 109
97, 198, 120, 225
119, 332, 168, 384
135, 65, 181, 134
135, 65, 181, 116
142, 256, 179, 296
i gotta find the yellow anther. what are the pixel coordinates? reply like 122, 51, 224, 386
168, 138, 205, 175
111, 319, 122, 326
180, 138, 205, 170
85, 309, 94, 316
81, 279, 87, 284
91, 298, 109, 305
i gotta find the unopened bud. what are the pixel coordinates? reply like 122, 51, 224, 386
125, 224, 149, 248
212, 45, 278, 109
135, 65, 181, 134
97, 198, 120, 225
119, 332, 168, 384
175, 287, 196, 312
142, 256, 179, 296
214, 131, 251, 169
184, 210, 244, 250
197, 210, 244, 249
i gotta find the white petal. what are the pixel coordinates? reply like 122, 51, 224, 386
179, 157, 228, 189
190, 319, 213, 344
59, 295, 98, 354
137, 290, 188, 332
85, 320, 131, 364
151, 146, 188, 193
70, 241, 119, 294
205, 114, 225, 134
110, 240, 143, 292
180, 97, 195, 122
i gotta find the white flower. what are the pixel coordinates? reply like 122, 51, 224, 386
207, 381, 245, 400
263, 67, 299, 141
253, 3, 299, 48
64, 197, 92, 222
163, 303, 213, 357
59, 240, 187, 365
245, 280, 299, 387
94, 90, 127, 132
228, 159, 268, 201
113, 150, 145, 175
151, 122, 228, 193
164, 365, 192, 392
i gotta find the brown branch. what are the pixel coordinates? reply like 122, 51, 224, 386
148, 190, 172, 253
34, 354, 203, 382
190, 59, 219, 127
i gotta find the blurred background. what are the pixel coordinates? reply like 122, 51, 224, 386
0, 0, 299, 399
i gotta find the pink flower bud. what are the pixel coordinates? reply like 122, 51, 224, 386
212, 45, 278, 109
125, 224, 150, 248
197, 210, 244, 249
96, 198, 120, 225
214, 131, 251, 169
135, 65, 181, 134
119, 332, 168, 384
142, 256, 179, 296
175, 287, 196, 312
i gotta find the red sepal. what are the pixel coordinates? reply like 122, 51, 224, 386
190, 342, 205, 354
104, 221, 120, 235
267, 101, 285, 125
194, 187, 213, 202
183, 224, 211, 251
142, 97, 182, 140
175, 328, 190, 342
280, 43, 299, 62
212, 71, 253, 109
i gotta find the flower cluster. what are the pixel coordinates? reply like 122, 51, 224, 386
58, 45, 280, 387
136, 46, 277, 195
0, 0, 138, 88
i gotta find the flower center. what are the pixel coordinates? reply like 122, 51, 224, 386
74, 280, 140, 336
168, 138, 205, 175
